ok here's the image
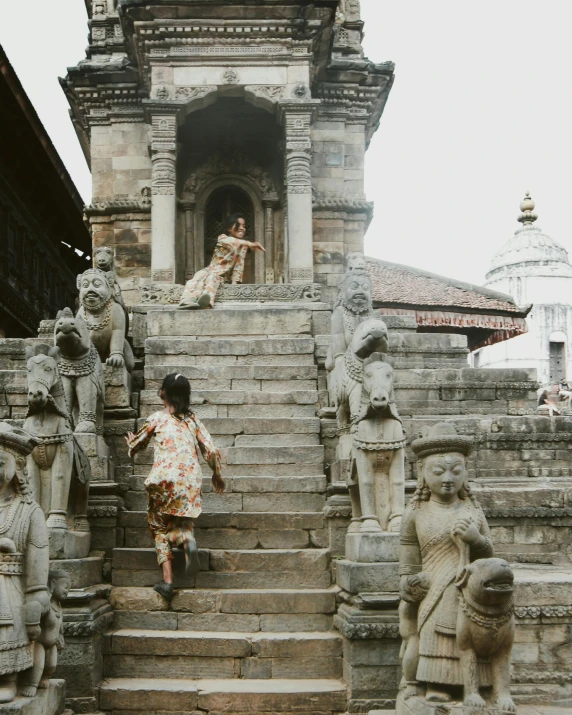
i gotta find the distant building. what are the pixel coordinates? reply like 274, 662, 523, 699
474, 193, 572, 385
0, 45, 91, 338
366, 257, 530, 351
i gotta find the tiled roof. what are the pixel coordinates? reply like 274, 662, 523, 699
366, 257, 529, 316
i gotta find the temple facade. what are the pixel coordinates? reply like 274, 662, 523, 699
475, 194, 572, 385
62, 0, 393, 303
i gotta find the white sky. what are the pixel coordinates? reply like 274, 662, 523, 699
1, 1, 571, 285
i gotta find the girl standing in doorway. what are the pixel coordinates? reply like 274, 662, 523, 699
125, 373, 225, 600
178, 213, 265, 310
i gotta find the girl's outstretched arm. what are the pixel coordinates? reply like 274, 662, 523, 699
191, 414, 224, 492
125, 414, 158, 457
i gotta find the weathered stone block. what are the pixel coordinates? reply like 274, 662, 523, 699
345, 532, 399, 563
147, 309, 312, 337
336, 559, 399, 594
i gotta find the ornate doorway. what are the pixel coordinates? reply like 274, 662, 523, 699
204, 186, 255, 284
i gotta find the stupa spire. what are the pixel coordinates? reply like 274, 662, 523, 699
518, 191, 538, 225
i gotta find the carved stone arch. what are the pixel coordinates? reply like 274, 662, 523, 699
243, 85, 286, 114
181, 173, 274, 284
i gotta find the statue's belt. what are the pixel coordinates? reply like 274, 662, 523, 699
29, 432, 73, 445
353, 437, 406, 451
0, 552, 24, 575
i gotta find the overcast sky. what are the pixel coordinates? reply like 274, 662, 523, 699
1, 1, 571, 285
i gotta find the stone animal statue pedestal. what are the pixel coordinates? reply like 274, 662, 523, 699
103, 363, 132, 410
0, 679, 65, 715
345, 531, 399, 563
395, 693, 517, 715
49, 528, 90, 561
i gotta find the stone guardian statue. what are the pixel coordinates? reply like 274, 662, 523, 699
396, 422, 516, 714
77, 267, 134, 372
0, 423, 50, 704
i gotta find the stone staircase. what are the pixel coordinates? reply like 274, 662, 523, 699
101, 305, 347, 714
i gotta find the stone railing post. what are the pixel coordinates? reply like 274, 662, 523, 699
180, 199, 196, 280
150, 111, 178, 283
280, 101, 318, 284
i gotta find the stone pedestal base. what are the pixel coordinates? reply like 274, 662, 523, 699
49, 529, 91, 560
336, 559, 399, 593
51, 556, 102, 589
395, 692, 512, 715
346, 532, 399, 563
103, 363, 132, 409
0, 680, 65, 715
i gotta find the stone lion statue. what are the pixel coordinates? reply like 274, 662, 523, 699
54, 308, 105, 434
76, 267, 134, 372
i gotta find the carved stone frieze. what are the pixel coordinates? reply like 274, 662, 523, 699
183, 149, 276, 199
333, 615, 400, 640
289, 268, 314, 283
514, 605, 572, 619
85, 189, 152, 215
141, 282, 321, 304
151, 269, 175, 283
323, 504, 353, 519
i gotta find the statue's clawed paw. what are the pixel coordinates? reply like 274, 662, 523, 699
496, 695, 517, 713
463, 693, 487, 708
19, 686, 37, 698
75, 421, 96, 434
106, 354, 125, 368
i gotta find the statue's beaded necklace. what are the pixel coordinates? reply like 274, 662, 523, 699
78, 297, 113, 332
58, 344, 99, 377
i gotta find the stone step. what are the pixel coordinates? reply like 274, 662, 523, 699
113, 548, 330, 573
145, 353, 316, 367
129, 474, 326, 494
144, 364, 318, 382
113, 569, 332, 589
107, 628, 342, 660
104, 630, 342, 680
140, 389, 318, 405
112, 549, 332, 588
140, 402, 318, 419
111, 587, 336, 616
132, 443, 324, 467
202, 417, 321, 435
123, 489, 326, 513
146, 308, 313, 338
113, 609, 334, 633
99, 677, 347, 713
145, 335, 315, 357
119, 511, 325, 532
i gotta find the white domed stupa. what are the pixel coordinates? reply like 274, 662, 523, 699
476, 193, 572, 385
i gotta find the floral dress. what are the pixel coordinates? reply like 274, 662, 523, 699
179, 234, 248, 306
127, 411, 221, 564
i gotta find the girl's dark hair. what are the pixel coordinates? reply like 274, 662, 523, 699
160, 373, 192, 416
222, 213, 246, 235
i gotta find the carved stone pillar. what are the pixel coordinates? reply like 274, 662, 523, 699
281, 103, 317, 284
180, 199, 196, 280
262, 193, 279, 284
150, 112, 178, 283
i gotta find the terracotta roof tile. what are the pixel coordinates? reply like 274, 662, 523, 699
366, 257, 527, 315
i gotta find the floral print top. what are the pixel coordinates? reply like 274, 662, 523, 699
127, 411, 221, 519
209, 234, 248, 284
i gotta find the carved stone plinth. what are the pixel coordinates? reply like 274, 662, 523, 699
336, 559, 399, 594
335, 600, 400, 712
49, 529, 91, 560
59, 586, 112, 714
0, 680, 65, 715
345, 532, 399, 563
395, 693, 516, 715
103, 363, 132, 409
51, 557, 102, 590
73, 433, 111, 483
